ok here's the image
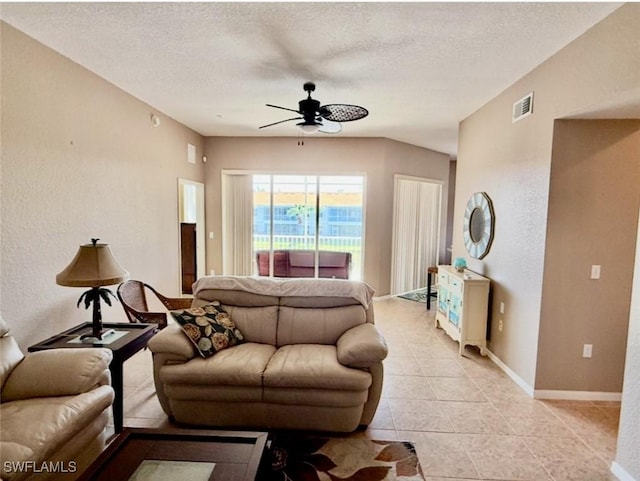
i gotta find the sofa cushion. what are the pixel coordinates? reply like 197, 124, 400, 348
263, 386, 369, 407
160, 343, 276, 387
164, 384, 263, 403
222, 306, 278, 345
277, 305, 366, 346
191, 303, 278, 346
0, 385, 114, 474
263, 345, 371, 391
171, 302, 244, 358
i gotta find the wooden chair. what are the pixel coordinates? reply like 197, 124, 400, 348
116, 280, 192, 329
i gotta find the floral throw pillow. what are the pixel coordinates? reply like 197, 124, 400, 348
171, 302, 244, 358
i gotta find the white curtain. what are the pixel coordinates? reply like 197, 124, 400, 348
222, 174, 254, 276
391, 176, 442, 295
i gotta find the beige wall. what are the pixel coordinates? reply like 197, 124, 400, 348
456, 4, 640, 388
538, 120, 640, 392
0, 23, 205, 349
203, 136, 450, 295
615, 206, 640, 480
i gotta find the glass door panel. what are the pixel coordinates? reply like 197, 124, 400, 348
318, 176, 363, 280
253, 175, 273, 276
274, 175, 317, 277
253, 174, 364, 280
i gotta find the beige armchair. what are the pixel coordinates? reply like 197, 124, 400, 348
0, 315, 114, 481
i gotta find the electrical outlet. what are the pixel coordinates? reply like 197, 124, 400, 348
498, 319, 503, 332
499, 302, 505, 314
583, 344, 593, 358
590, 265, 601, 279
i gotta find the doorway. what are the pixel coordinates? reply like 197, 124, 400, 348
178, 179, 205, 294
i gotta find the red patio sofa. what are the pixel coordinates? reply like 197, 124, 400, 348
256, 250, 352, 279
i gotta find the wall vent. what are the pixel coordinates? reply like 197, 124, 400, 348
512, 92, 534, 122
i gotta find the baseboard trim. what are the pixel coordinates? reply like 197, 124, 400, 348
485, 349, 535, 397
486, 350, 623, 401
374, 295, 394, 301
534, 390, 622, 401
611, 461, 638, 481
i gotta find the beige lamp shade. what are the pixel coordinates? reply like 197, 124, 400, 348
56, 242, 130, 287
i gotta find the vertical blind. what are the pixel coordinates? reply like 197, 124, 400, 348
222, 174, 254, 276
390, 176, 442, 295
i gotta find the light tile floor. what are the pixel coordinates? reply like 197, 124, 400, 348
118, 296, 621, 481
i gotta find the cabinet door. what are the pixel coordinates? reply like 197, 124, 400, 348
449, 291, 462, 328
437, 285, 449, 315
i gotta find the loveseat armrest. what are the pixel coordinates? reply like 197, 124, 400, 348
1, 348, 112, 402
337, 323, 388, 368
147, 324, 197, 362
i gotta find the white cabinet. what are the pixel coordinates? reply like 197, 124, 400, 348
435, 265, 490, 356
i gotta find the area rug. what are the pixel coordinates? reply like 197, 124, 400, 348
397, 287, 430, 303
257, 432, 425, 481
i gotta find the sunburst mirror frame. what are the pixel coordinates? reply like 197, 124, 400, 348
462, 192, 495, 259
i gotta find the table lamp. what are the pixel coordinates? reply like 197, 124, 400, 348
56, 238, 130, 341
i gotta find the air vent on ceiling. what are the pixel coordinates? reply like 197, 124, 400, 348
512, 92, 534, 123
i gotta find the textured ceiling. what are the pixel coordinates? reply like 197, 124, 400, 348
0, 2, 623, 157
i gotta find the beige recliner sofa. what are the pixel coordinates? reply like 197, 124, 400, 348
148, 276, 387, 432
0, 315, 115, 481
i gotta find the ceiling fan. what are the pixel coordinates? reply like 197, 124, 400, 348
259, 82, 369, 134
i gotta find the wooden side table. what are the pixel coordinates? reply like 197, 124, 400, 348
28, 322, 158, 433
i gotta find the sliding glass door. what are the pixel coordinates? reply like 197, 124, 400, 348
253, 175, 364, 280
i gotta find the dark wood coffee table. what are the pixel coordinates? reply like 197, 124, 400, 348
76, 428, 268, 481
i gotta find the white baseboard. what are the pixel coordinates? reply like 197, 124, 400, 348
534, 390, 622, 401
611, 461, 638, 481
485, 350, 622, 401
485, 349, 535, 397
374, 295, 394, 301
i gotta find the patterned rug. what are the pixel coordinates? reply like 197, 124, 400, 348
397, 287, 430, 303
257, 433, 425, 481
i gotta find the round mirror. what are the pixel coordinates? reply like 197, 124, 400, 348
469, 207, 485, 243
462, 192, 495, 259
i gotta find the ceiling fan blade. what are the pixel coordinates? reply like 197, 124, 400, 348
258, 117, 303, 129
318, 119, 342, 134
320, 104, 369, 122
266, 104, 301, 114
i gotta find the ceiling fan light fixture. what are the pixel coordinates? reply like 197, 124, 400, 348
297, 122, 319, 134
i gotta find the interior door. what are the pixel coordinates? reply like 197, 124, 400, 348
180, 223, 197, 294
178, 179, 205, 292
